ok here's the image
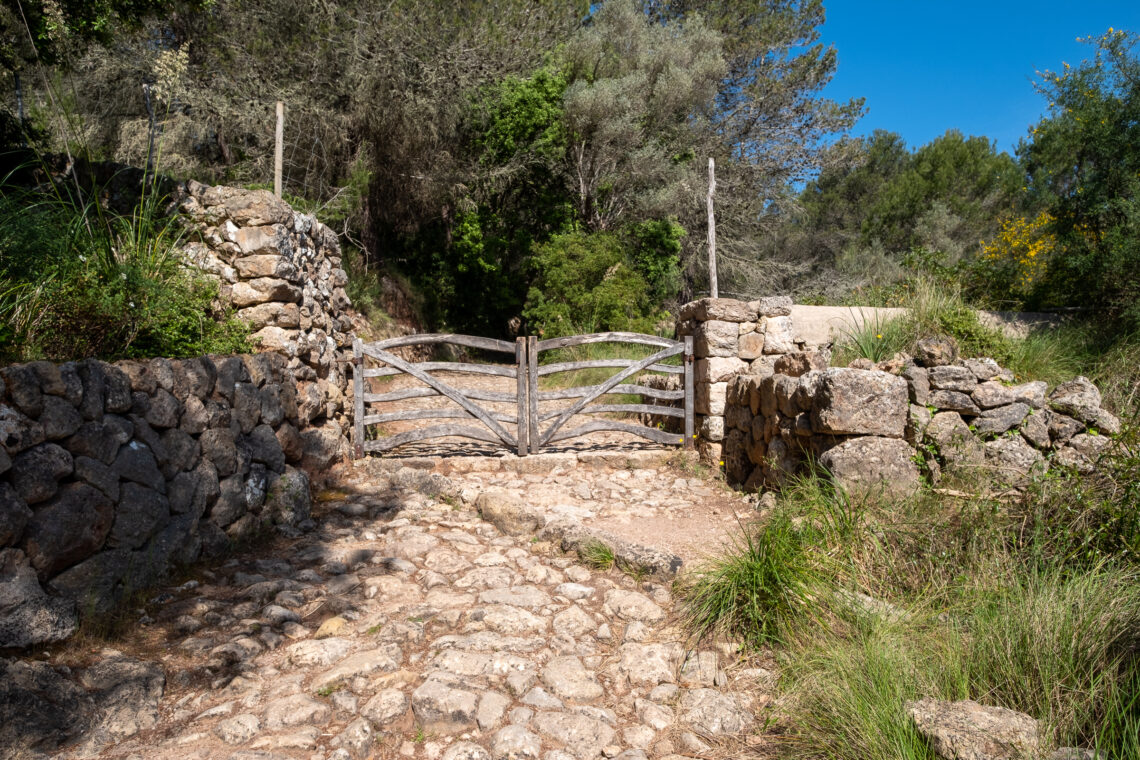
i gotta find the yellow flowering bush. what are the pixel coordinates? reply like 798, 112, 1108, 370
979, 211, 1056, 296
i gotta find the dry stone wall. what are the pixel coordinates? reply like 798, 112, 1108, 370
0, 184, 368, 650
0, 352, 342, 648
674, 298, 1123, 497
177, 182, 354, 434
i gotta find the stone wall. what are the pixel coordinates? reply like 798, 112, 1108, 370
675, 296, 803, 464
177, 182, 354, 437
0, 352, 344, 649
675, 298, 1122, 497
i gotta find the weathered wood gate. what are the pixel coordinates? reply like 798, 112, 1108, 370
352, 332, 693, 457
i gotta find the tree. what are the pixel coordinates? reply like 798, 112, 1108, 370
1019, 29, 1140, 326
645, 0, 865, 297
560, 0, 724, 231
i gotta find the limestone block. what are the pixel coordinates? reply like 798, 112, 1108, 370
679, 298, 757, 323
695, 357, 748, 384
234, 254, 298, 281
695, 382, 727, 415
738, 332, 766, 360
810, 368, 908, 438
694, 321, 738, 358
750, 296, 793, 317
749, 355, 779, 379
699, 415, 725, 442
819, 437, 920, 497
926, 412, 985, 470
762, 316, 795, 354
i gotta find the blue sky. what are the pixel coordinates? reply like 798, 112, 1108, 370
819, 2, 1140, 155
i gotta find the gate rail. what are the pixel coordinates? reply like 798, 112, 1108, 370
353, 332, 693, 457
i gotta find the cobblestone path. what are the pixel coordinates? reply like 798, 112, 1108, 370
21, 454, 773, 760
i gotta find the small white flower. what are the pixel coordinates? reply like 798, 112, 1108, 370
78, 255, 86, 262
120, 272, 127, 280
128, 301, 135, 308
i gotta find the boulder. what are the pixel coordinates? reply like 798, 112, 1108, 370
1048, 376, 1102, 425
477, 489, 544, 536
962, 357, 1003, 381
811, 368, 909, 438
819, 437, 920, 497
973, 403, 1030, 436
111, 441, 165, 493
1, 364, 44, 417
929, 366, 978, 392
299, 420, 343, 472
926, 412, 985, 470
265, 466, 311, 526
902, 365, 930, 405
929, 390, 981, 416
9, 443, 74, 504
1020, 409, 1050, 449
1009, 381, 1047, 409
23, 483, 114, 577
773, 350, 829, 377
0, 483, 32, 547
38, 396, 82, 440
916, 336, 958, 367
0, 404, 46, 455
984, 436, 1046, 486
65, 418, 131, 465
107, 483, 170, 551
0, 548, 77, 648
906, 698, 1038, 760
972, 381, 1015, 409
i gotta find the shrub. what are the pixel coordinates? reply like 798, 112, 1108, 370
0, 179, 250, 361
523, 230, 668, 338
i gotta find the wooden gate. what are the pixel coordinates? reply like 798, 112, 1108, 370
352, 332, 693, 457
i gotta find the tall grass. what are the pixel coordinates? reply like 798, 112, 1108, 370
0, 174, 250, 360
679, 462, 1140, 758
829, 276, 1123, 392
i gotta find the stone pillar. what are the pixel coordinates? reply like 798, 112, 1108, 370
676, 296, 795, 465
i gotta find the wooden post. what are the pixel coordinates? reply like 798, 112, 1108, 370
274, 101, 284, 198
353, 337, 365, 459
683, 335, 695, 450
527, 336, 539, 455
707, 157, 717, 298
142, 84, 156, 181
516, 337, 529, 457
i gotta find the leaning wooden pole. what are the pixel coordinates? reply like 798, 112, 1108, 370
707, 157, 718, 298
274, 101, 284, 198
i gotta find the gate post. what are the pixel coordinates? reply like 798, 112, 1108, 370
352, 337, 365, 459
516, 337, 529, 456
683, 335, 695, 450
527, 336, 540, 454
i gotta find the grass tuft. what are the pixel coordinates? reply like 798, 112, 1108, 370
578, 540, 615, 571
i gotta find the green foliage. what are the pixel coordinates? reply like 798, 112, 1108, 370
1019, 29, 1140, 328
0, 181, 250, 361
522, 230, 671, 338
679, 509, 818, 646
683, 464, 1140, 759
578, 540, 615, 572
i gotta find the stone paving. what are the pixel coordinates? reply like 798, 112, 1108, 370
15, 455, 773, 760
